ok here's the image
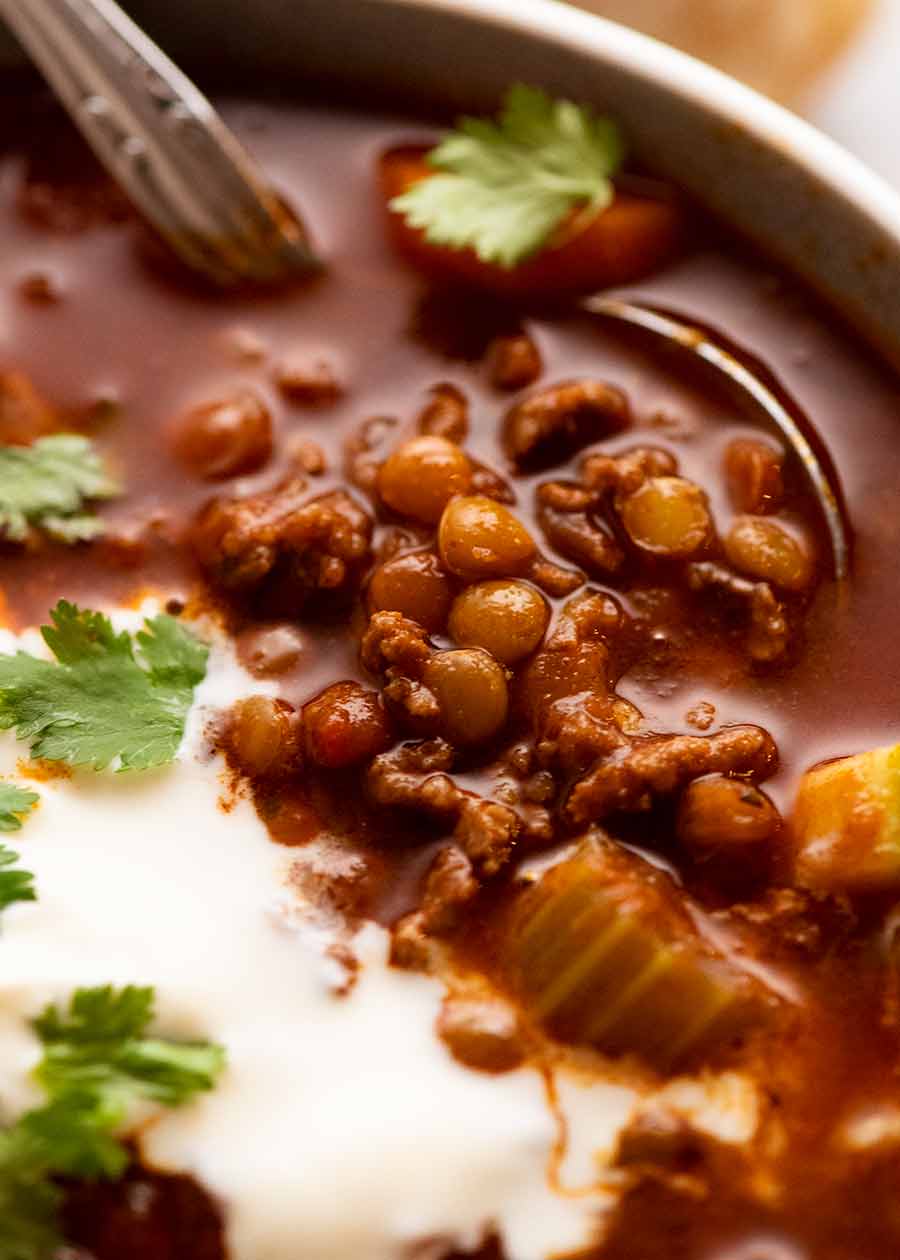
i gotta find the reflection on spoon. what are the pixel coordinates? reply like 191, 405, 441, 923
583, 296, 851, 582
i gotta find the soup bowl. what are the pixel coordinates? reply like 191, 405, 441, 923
4, 0, 900, 366
3, 6, 900, 1260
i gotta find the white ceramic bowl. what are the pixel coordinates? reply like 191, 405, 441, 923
4, 0, 900, 365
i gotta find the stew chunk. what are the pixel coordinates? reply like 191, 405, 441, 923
192, 481, 373, 613
792, 743, 900, 894
507, 836, 762, 1069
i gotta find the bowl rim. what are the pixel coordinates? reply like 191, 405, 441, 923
390, 0, 900, 241
323, 0, 900, 369
5, 0, 900, 363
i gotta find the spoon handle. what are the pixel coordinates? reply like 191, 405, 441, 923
0, 0, 319, 282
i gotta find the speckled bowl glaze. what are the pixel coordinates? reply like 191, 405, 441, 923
3, 0, 900, 365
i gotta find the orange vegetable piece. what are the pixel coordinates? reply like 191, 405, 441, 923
378, 146, 682, 298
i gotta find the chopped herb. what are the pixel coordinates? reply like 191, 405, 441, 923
12, 1091, 128, 1181
0, 601, 209, 771
0, 985, 226, 1255
0, 1125, 63, 1260
390, 84, 625, 268
34, 984, 226, 1111
0, 783, 38, 834
0, 434, 120, 543
0, 788, 38, 916
0, 843, 36, 914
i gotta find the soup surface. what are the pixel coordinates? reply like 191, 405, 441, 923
1, 91, 900, 1260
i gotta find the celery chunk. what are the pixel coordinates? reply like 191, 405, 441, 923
792, 744, 900, 894
507, 837, 758, 1070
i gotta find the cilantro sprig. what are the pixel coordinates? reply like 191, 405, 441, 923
0, 435, 120, 543
0, 1127, 61, 1260
0, 843, 36, 914
0, 602, 208, 771
34, 985, 225, 1113
0, 786, 38, 915
0, 784, 38, 835
0, 985, 225, 1258
390, 84, 625, 268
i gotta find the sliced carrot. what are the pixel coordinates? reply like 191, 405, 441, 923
378, 146, 683, 298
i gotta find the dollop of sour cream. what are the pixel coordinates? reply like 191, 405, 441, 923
0, 609, 758, 1259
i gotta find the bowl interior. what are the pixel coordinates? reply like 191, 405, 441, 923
3, 0, 900, 368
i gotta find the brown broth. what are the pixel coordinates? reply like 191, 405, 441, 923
4, 93, 900, 1260
4, 98, 899, 800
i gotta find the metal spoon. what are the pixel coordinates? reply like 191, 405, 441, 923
0, 0, 320, 285
584, 296, 851, 581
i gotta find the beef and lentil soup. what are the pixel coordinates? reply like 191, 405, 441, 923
2, 83, 900, 1260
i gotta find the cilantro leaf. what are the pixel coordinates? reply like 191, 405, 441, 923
0, 789, 38, 916
34, 983, 155, 1046
0, 434, 120, 543
34, 986, 226, 1114
14, 1091, 128, 1180
0, 843, 36, 914
390, 84, 625, 267
0, 985, 226, 1251
0, 602, 209, 771
0, 1127, 63, 1260
0, 783, 38, 834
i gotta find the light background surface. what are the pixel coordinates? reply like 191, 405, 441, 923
805, 0, 900, 186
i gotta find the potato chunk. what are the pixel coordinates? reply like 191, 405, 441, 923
792, 744, 900, 894
506, 837, 758, 1069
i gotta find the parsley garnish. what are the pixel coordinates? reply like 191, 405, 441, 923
0, 435, 120, 543
0, 783, 38, 834
0, 986, 225, 1257
0, 1126, 62, 1260
390, 84, 625, 268
34, 985, 225, 1112
0, 843, 36, 914
0, 787, 38, 916
0, 601, 209, 771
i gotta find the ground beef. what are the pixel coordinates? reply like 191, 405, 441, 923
536, 488, 625, 578
366, 741, 520, 875
454, 797, 520, 876
361, 609, 433, 677
687, 559, 790, 662
437, 993, 528, 1072
390, 846, 480, 972
581, 445, 677, 497
485, 331, 542, 392
191, 482, 373, 614
520, 590, 630, 775
527, 554, 584, 597
503, 378, 630, 470
366, 739, 459, 816
418, 382, 470, 443
419, 844, 480, 933
565, 724, 779, 825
